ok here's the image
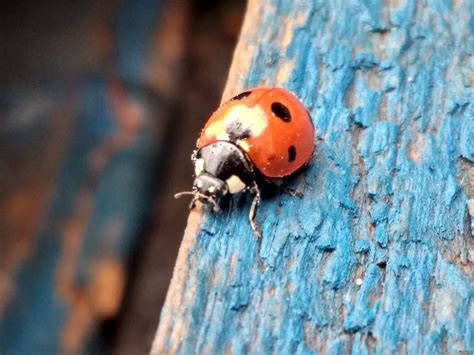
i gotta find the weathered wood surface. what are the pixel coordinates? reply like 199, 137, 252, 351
0, 1, 187, 353
153, 0, 474, 354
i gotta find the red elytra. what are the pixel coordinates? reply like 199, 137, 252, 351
197, 87, 314, 178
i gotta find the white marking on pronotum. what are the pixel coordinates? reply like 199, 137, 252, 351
226, 175, 247, 194
237, 139, 250, 152
194, 158, 204, 176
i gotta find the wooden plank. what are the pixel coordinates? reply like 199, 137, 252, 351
153, 0, 474, 354
0, 0, 187, 353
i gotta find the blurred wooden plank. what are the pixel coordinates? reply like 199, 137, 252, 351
0, 0, 189, 353
153, 0, 474, 354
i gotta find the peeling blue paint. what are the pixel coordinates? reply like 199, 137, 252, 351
156, 0, 474, 354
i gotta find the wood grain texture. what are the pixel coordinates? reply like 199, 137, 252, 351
153, 0, 474, 354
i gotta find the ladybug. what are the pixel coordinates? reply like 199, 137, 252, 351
175, 87, 314, 237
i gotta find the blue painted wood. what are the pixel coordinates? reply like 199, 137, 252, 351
153, 0, 473, 354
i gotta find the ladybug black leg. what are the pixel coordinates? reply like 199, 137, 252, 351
278, 184, 303, 197
189, 196, 198, 210
265, 178, 303, 197
187, 194, 221, 213
249, 183, 262, 239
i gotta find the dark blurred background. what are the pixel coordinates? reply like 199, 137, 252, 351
0, 0, 245, 353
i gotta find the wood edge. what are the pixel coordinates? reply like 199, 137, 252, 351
221, 0, 263, 101
150, 207, 203, 354
151, 1, 264, 352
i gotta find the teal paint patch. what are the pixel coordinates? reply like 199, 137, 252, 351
156, 0, 474, 354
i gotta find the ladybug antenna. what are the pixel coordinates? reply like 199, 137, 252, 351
174, 191, 221, 213
174, 191, 195, 199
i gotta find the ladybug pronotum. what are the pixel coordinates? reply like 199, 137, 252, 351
175, 87, 314, 237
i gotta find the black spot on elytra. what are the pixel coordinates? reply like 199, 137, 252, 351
271, 102, 291, 122
288, 145, 296, 162
231, 90, 252, 101
226, 120, 251, 141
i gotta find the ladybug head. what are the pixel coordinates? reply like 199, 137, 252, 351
193, 172, 228, 199
174, 173, 227, 213
174, 172, 228, 213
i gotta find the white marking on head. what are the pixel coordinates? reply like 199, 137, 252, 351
225, 175, 247, 194
208, 186, 216, 193
196, 180, 203, 189
194, 158, 205, 176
